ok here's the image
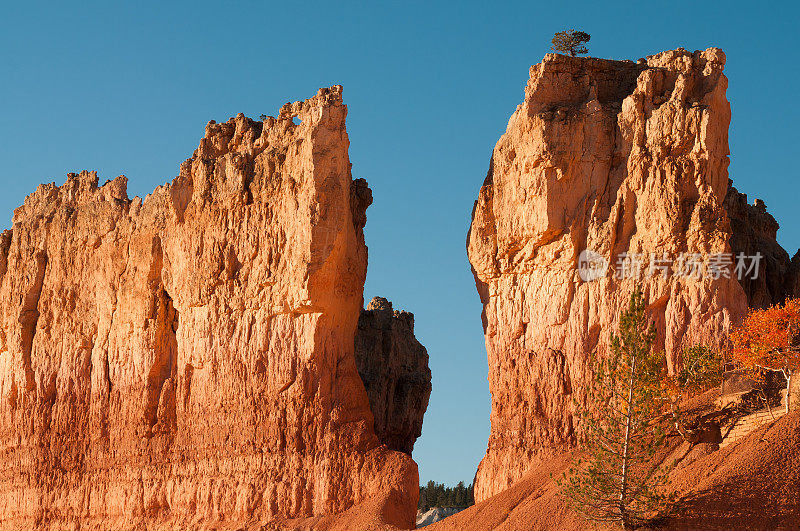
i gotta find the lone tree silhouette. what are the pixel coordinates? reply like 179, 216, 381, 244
551, 29, 591, 57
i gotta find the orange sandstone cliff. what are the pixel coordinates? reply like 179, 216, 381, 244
0, 87, 422, 529
467, 48, 799, 503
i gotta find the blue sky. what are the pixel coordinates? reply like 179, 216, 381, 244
2, 0, 798, 486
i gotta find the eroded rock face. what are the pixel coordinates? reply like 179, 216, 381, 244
355, 297, 432, 455
0, 87, 418, 529
724, 181, 799, 308
467, 49, 758, 502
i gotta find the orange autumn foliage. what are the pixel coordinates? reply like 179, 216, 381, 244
730, 298, 800, 375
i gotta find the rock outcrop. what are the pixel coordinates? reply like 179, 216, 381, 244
724, 181, 800, 308
416, 506, 464, 528
355, 297, 432, 455
0, 87, 418, 528
466, 48, 800, 502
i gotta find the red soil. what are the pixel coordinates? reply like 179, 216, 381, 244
427, 412, 800, 530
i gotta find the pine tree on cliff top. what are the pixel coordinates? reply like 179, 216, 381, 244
558, 290, 675, 530
551, 29, 591, 57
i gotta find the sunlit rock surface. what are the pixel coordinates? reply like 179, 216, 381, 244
0, 87, 418, 529
465, 48, 784, 501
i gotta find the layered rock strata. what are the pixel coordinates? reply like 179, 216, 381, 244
0, 87, 418, 528
354, 297, 432, 455
466, 48, 800, 501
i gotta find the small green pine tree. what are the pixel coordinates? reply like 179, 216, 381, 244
455, 481, 465, 507
668, 345, 725, 441
551, 29, 591, 57
675, 345, 723, 393
558, 289, 675, 530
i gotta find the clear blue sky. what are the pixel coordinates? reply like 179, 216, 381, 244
2, 0, 798, 486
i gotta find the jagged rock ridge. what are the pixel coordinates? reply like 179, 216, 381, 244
724, 181, 800, 308
0, 87, 419, 529
467, 48, 799, 502
355, 296, 432, 455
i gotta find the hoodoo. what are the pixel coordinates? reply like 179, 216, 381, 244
467, 48, 799, 502
0, 87, 423, 529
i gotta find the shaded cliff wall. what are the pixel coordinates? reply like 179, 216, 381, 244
724, 181, 800, 308
355, 297, 432, 455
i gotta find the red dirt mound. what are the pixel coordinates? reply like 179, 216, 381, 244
428, 412, 800, 530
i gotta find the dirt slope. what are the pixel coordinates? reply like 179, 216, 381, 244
428, 412, 800, 530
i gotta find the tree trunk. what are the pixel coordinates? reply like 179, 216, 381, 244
785, 324, 794, 415
785, 370, 792, 415
619, 355, 637, 528
763, 389, 775, 421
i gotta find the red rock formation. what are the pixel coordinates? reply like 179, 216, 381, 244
0, 87, 418, 528
724, 181, 799, 308
467, 49, 757, 502
354, 297, 432, 455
